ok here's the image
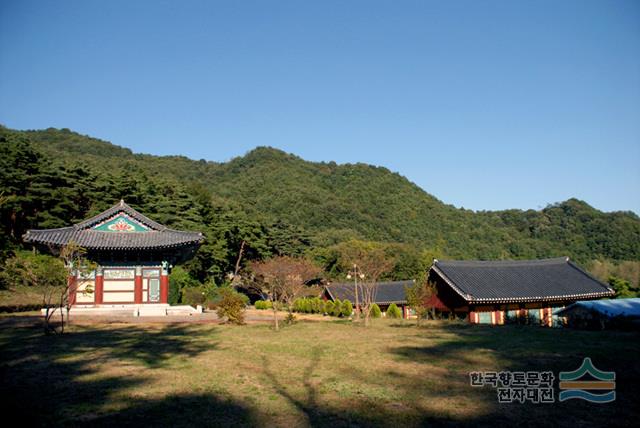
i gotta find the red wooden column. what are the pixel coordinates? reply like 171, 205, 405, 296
160, 262, 169, 304
468, 310, 476, 324
94, 269, 103, 305
160, 275, 169, 303
134, 267, 143, 304
68, 274, 77, 306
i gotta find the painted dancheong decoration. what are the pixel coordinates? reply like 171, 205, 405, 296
23, 200, 204, 307
93, 214, 149, 232
558, 357, 616, 403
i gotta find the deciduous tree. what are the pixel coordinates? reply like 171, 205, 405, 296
248, 256, 321, 330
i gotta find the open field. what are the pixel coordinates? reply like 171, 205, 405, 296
0, 317, 638, 427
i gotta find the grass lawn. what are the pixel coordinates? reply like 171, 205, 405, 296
0, 317, 638, 427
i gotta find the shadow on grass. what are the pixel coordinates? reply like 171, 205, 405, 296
388, 322, 640, 427
0, 321, 232, 426
89, 393, 255, 427
2, 319, 639, 427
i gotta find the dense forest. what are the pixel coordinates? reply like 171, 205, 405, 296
1, 125, 639, 292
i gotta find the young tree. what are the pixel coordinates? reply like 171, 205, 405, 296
43, 241, 95, 334
338, 243, 394, 326
215, 287, 247, 325
405, 280, 437, 327
248, 256, 321, 330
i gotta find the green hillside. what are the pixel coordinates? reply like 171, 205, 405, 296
1, 125, 639, 286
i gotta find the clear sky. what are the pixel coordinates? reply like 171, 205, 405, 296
1, 0, 639, 214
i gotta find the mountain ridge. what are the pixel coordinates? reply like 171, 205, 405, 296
1, 125, 639, 270
14, 125, 637, 216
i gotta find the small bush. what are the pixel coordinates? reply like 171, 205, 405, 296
341, 300, 353, 317
386, 303, 402, 319
168, 279, 181, 305
370, 303, 382, 318
285, 312, 297, 325
171, 266, 199, 305
311, 297, 323, 314
324, 300, 335, 315
255, 300, 272, 310
0, 251, 66, 290
216, 287, 246, 324
332, 299, 343, 317
182, 287, 206, 306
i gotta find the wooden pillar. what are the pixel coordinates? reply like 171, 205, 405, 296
94, 270, 103, 305
468, 310, 476, 324
160, 275, 169, 303
134, 267, 143, 304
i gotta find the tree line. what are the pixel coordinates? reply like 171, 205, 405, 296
1, 125, 639, 297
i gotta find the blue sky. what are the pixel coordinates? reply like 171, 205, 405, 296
1, 0, 639, 214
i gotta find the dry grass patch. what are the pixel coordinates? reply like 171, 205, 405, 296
0, 318, 638, 427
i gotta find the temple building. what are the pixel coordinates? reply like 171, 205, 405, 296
324, 280, 415, 318
23, 200, 204, 308
427, 257, 615, 326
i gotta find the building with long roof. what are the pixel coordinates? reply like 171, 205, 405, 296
427, 257, 615, 325
324, 280, 415, 318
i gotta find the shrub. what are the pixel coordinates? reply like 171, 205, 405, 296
285, 312, 297, 325
386, 303, 402, 319
0, 251, 66, 290
182, 287, 206, 306
303, 298, 312, 313
171, 266, 200, 305
324, 300, 335, 315
168, 279, 181, 305
341, 300, 353, 317
215, 287, 246, 324
370, 303, 382, 318
332, 299, 343, 317
255, 300, 272, 310
311, 297, 323, 314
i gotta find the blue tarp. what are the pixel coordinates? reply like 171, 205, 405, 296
555, 298, 640, 318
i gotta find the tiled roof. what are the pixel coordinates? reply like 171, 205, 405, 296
23, 200, 204, 250
430, 257, 614, 304
325, 280, 415, 305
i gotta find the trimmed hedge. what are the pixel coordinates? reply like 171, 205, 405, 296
255, 300, 273, 310
290, 297, 354, 318
386, 303, 402, 319
341, 300, 353, 317
370, 303, 382, 318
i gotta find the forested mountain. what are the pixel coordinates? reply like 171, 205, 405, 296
1, 125, 639, 286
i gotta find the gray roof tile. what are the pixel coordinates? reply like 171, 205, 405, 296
326, 280, 415, 305
23, 200, 203, 250
431, 257, 614, 303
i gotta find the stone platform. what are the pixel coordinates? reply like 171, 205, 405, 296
41, 304, 203, 317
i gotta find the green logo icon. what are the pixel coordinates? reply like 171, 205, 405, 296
559, 358, 615, 403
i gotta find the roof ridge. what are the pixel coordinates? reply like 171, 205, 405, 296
73, 200, 166, 231
565, 260, 613, 292
435, 257, 569, 267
